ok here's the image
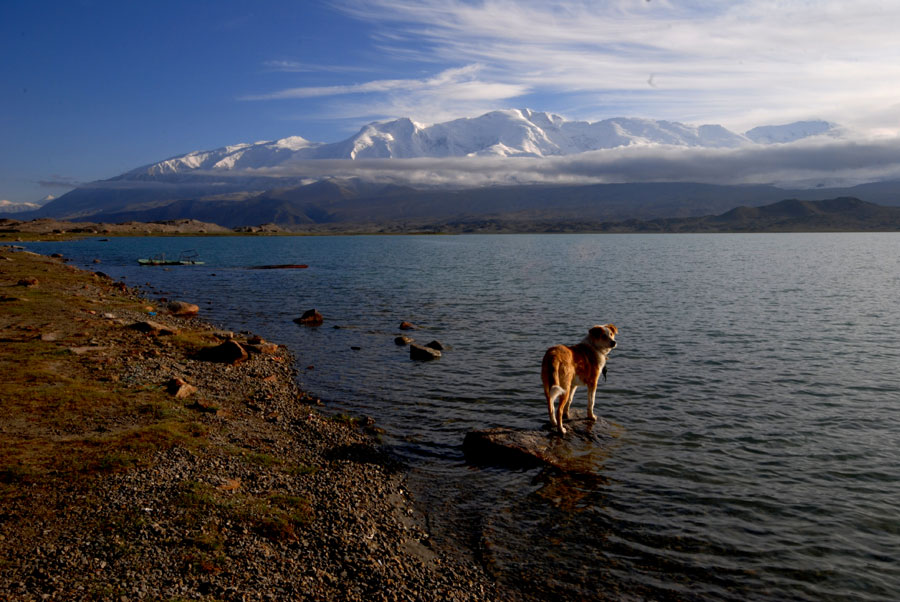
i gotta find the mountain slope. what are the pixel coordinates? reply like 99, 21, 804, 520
603, 197, 900, 233
81, 181, 856, 229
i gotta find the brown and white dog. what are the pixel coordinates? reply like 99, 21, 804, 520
541, 324, 618, 435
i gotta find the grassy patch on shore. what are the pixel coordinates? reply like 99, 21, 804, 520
0, 249, 211, 496
175, 479, 313, 544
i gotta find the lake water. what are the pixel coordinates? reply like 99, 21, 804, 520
28, 233, 900, 601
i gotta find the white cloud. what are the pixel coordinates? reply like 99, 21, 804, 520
262, 60, 373, 73
216, 137, 900, 190
317, 0, 900, 133
243, 63, 529, 124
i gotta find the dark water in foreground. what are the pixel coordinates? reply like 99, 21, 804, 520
29, 233, 900, 600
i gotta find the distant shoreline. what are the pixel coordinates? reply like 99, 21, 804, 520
4, 196, 900, 241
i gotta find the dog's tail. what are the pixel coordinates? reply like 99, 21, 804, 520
548, 385, 565, 404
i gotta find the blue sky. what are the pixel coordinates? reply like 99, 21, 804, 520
3, 0, 900, 203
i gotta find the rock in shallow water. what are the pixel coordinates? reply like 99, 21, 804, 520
463, 410, 620, 474
294, 309, 324, 326
409, 343, 441, 361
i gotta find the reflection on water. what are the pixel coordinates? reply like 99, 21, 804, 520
28, 233, 900, 601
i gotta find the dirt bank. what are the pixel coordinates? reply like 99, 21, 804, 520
0, 247, 507, 601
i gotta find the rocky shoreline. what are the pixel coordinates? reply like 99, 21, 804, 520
0, 247, 509, 601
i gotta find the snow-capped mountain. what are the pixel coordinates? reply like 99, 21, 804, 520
0, 200, 42, 213
744, 120, 837, 144
128, 109, 837, 177
142, 136, 319, 175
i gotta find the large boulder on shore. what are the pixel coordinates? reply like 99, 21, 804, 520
195, 340, 249, 365
130, 320, 179, 336
167, 300, 199, 316
463, 411, 619, 474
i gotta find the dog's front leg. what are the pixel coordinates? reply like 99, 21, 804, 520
586, 385, 598, 421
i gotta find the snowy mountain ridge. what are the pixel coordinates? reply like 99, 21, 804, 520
133, 109, 837, 176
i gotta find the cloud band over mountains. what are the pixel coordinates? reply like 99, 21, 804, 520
180, 137, 900, 189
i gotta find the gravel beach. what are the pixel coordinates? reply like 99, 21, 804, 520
0, 246, 510, 601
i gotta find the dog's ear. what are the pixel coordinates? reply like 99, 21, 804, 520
605, 324, 618, 336
589, 325, 606, 338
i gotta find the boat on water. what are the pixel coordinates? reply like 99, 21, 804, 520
137, 250, 204, 266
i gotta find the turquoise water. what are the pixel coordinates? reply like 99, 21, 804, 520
30, 233, 900, 600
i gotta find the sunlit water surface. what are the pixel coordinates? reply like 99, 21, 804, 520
30, 233, 900, 601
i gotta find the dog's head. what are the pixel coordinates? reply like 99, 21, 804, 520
587, 324, 618, 351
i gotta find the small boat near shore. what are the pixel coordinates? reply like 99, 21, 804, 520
138, 250, 204, 266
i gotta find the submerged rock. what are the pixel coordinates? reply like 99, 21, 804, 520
409, 343, 441, 361
394, 336, 414, 346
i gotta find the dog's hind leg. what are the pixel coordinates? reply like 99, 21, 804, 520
562, 386, 577, 420
547, 385, 565, 426
555, 387, 576, 435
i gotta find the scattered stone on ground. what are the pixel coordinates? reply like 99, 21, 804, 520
167, 377, 198, 399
